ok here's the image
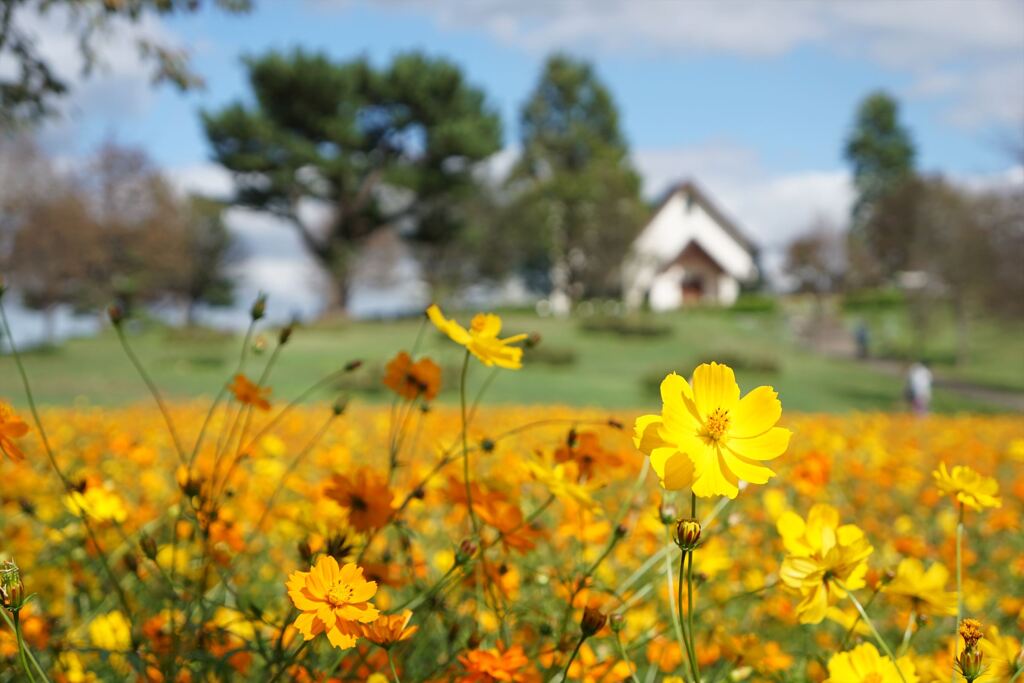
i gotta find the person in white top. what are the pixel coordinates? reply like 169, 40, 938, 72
906, 361, 933, 415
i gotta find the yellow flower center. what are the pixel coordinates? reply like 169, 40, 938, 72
704, 408, 730, 441
327, 583, 356, 607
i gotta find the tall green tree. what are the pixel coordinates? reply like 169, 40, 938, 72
202, 50, 502, 308
509, 54, 646, 304
844, 91, 917, 282
0, 0, 251, 126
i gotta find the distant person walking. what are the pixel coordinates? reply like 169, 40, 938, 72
854, 321, 870, 359
905, 361, 933, 414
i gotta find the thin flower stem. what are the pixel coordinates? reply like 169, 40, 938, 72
2, 609, 49, 682
664, 532, 690, 681
250, 413, 338, 538
839, 584, 881, 649
561, 635, 585, 682
687, 493, 700, 682
898, 610, 916, 655
614, 633, 641, 683
14, 612, 38, 683
676, 551, 698, 683
954, 503, 964, 683
837, 580, 908, 683
459, 350, 480, 536
267, 639, 309, 683
0, 302, 136, 627
113, 324, 186, 463
387, 649, 402, 683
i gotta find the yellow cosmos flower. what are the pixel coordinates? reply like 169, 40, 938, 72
634, 363, 791, 498
778, 504, 873, 624
426, 304, 527, 369
978, 625, 1023, 682
524, 459, 596, 509
286, 556, 379, 649
883, 558, 957, 617
88, 610, 132, 651
825, 643, 918, 683
932, 463, 1002, 511
65, 486, 128, 524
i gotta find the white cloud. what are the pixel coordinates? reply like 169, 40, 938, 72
633, 142, 853, 252
0, 5, 176, 150
338, 0, 1024, 129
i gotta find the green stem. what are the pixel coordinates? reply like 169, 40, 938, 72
676, 551, 697, 682
387, 649, 402, 683
459, 350, 479, 536
687, 492, 700, 682
113, 324, 186, 463
898, 610, 916, 655
0, 302, 135, 625
561, 635, 585, 682
685, 550, 700, 682
954, 503, 964, 683
614, 633, 641, 683
267, 639, 309, 683
13, 612, 38, 683
664, 531, 689, 681
838, 580, 907, 683
2, 609, 48, 682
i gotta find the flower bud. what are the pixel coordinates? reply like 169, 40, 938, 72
250, 293, 267, 321
278, 322, 295, 345
659, 502, 678, 525
608, 613, 624, 633
955, 648, 985, 682
455, 539, 478, 565
344, 359, 363, 372
580, 605, 607, 637
332, 396, 349, 416
524, 332, 542, 349
480, 438, 495, 453
955, 619, 987, 682
0, 559, 25, 611
140, 534, 158, 561
673, 518, 702, 551
107, 303, 125, 327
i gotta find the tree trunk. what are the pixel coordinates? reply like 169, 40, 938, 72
44, 305, 57, 346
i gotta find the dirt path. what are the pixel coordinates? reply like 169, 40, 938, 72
790, 303, 1024, 412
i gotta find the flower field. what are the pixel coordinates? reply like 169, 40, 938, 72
1, 302, 1022, 682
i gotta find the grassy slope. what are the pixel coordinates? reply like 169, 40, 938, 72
0, 309, 1004, 412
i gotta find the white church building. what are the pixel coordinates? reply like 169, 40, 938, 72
623, 181, 759, 311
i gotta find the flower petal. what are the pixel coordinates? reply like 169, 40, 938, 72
692, 363, 740, 419
649, 447, 695, 490
728, 386, 781, 438
727, 427, 791, 461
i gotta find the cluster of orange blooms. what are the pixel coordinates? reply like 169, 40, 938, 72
0, 300, 1021, 682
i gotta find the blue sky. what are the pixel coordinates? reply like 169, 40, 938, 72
54, 0, 1023, 180
9, 0, 1022, 329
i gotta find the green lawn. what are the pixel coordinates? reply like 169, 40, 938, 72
0, 308, 1008, 412
843, 304, 1024, 393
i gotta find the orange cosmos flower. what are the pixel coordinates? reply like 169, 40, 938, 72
427, 304, 527, 369
554, 432, 623, 481
324, 468, 394, 532
458, 644, 532, 682
0, 401, 29, 462
286, 556, 379, 649
228, 374, 271, 411
358, 610, 418, 648
383, 351, 441, 401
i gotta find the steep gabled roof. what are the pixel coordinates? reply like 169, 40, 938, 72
647, 180, 757, 255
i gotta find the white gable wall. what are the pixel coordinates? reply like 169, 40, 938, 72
623, 189, 756, 310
